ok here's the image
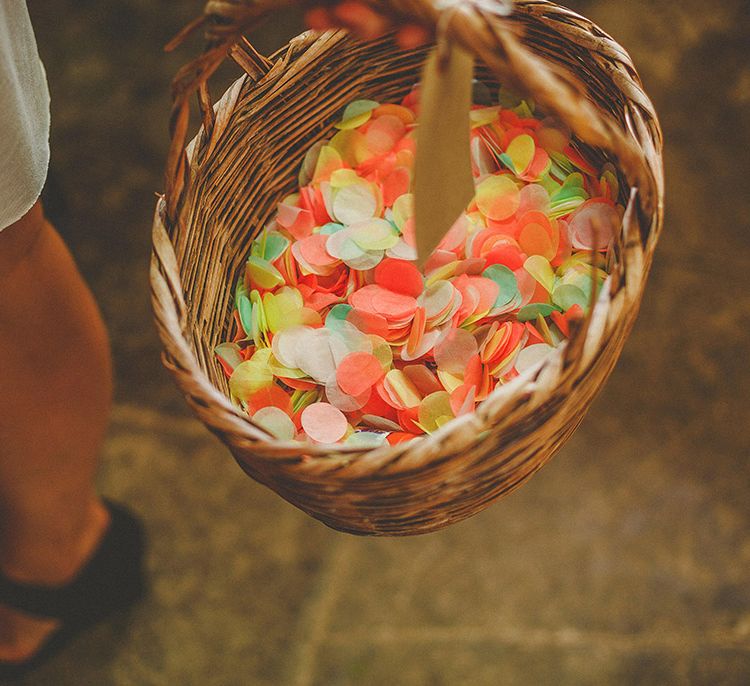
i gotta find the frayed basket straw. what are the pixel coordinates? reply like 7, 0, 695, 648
150, 0, 663, 535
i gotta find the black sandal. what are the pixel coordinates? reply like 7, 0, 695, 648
0, 499, 146, 679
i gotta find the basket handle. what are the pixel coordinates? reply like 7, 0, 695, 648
163, 0, 658, 224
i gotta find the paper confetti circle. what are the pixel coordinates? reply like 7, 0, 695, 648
217, 83, 622, 445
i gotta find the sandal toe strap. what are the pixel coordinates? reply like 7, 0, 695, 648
0, 500, 145, 621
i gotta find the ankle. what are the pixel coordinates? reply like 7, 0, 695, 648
0, 498, 110, 586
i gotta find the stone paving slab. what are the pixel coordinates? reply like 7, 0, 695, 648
11, 378, 748, 685
312, 640, 689, 686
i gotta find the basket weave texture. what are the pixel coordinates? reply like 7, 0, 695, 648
150, 0, 664, 535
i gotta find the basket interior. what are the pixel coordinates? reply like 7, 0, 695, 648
172, 31, 629, 403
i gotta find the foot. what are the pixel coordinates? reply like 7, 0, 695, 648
0, 499, 110, 665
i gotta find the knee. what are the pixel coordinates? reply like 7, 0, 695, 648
0, 201, 46, 280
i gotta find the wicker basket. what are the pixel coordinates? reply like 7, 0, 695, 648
150, 0, 663, 535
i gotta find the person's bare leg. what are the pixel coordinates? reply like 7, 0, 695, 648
0, 201, 111, 662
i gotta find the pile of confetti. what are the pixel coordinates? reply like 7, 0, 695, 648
215, 84, 624, 447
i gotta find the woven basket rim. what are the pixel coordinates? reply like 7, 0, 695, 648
150, 0, 663, 472
151, 30, 660, 469
149, 0, 664, 534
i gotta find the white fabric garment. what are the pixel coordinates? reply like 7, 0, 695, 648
0, 1, 50, 231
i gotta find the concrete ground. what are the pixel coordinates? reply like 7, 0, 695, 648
10, 0, 750, 683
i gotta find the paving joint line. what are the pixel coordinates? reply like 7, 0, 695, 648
288, 537, 358, 686
323, 625, 750, 651
111, 403, 208, 438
